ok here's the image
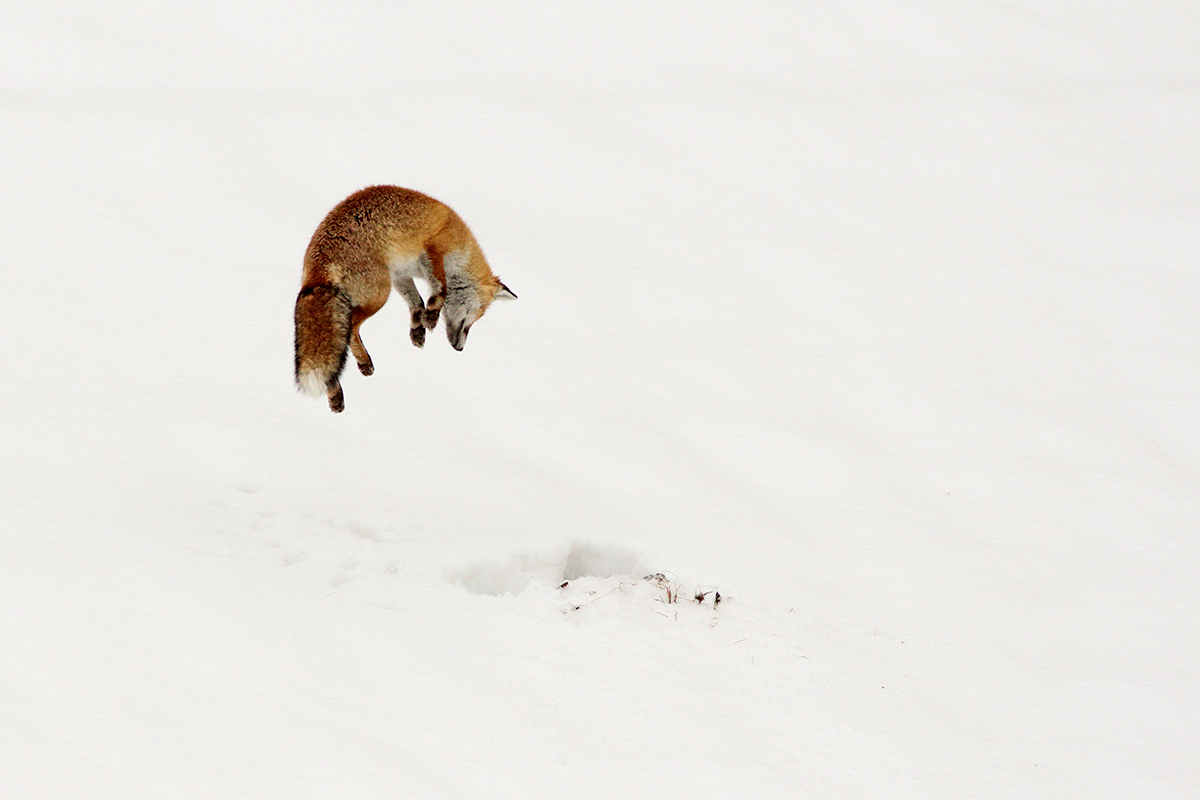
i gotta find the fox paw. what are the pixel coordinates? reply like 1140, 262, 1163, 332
422, 307, 441, 330
327, 384, 344, 413
356, 361, 373, 376
409, 310, 427, 347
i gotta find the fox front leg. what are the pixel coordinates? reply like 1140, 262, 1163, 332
392, 274, 430, 348
422, 248, 446, 331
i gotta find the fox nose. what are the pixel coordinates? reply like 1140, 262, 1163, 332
448, 321, 468, 350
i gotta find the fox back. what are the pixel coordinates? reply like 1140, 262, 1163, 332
294, 185, 515, 412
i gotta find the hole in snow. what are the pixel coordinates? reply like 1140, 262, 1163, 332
450, 541, 650, 596
450, 556, 534, 597
562, 541, 644, 581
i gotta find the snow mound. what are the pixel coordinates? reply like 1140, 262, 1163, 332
556, 572, 724, 627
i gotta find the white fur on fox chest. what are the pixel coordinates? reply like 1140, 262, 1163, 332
387, 249, 470, 294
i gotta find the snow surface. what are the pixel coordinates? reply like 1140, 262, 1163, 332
2, 1, 1199, 797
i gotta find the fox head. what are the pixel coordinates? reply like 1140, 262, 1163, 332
443, 277, 516, 350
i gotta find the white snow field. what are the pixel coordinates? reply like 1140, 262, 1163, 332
2, 1, 1198, 797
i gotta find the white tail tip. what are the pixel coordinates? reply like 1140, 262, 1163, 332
295, 368, 328, 397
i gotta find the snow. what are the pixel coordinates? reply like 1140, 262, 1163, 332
2, 1, 1198, 797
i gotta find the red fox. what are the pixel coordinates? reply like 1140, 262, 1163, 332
293, 185, 516, 412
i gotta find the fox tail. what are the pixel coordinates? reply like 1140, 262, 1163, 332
294, 284, 351, 397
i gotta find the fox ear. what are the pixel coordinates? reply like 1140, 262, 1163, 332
495, 281, 517, 301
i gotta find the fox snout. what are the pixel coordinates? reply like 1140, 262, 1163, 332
447, 319, 469, 351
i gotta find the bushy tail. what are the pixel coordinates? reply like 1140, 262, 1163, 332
294, 284, 351, 397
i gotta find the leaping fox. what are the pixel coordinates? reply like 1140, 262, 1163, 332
293, 185, 516, 412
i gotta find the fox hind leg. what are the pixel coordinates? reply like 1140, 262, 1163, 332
349, 326, 373, 375
332, 314, 375, 409
327, 379, 345, 413
348, 309, 376, 375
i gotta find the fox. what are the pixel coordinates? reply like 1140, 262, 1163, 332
293, 185, 516, 412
